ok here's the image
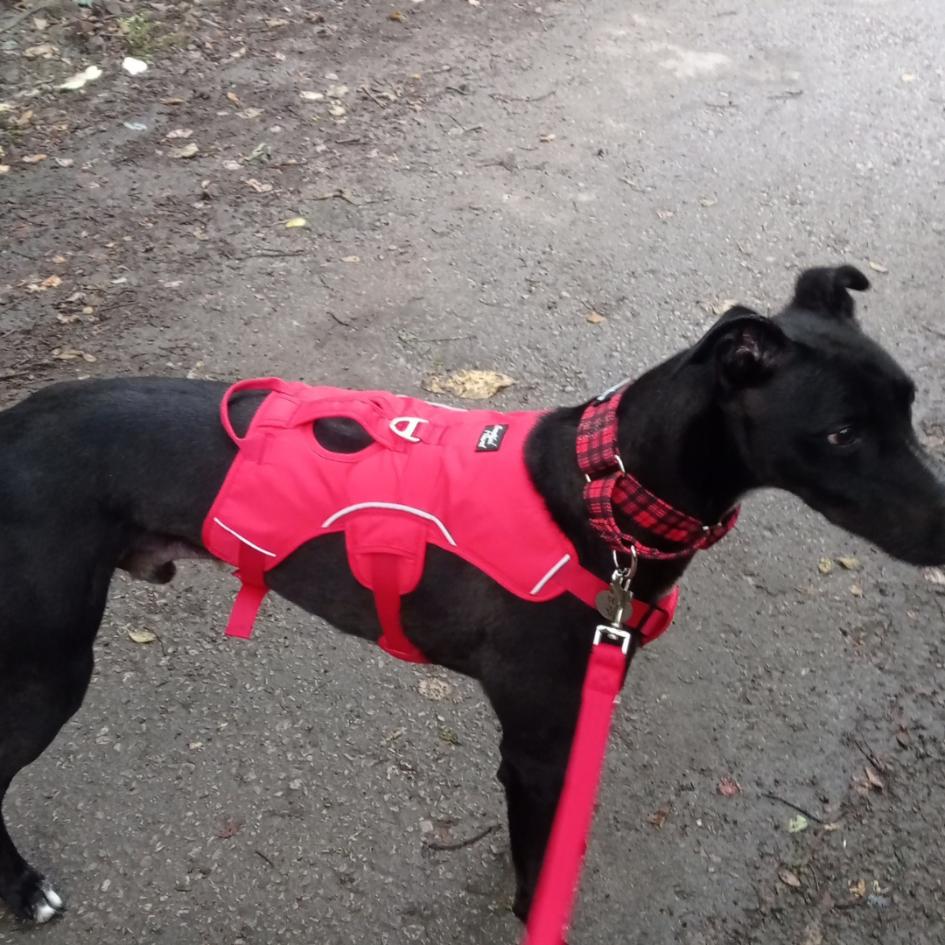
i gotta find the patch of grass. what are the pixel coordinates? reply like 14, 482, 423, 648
119, 13, 187, 58
119, 13, 157, 58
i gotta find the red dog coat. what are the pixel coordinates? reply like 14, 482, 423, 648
203, 379, 678, 661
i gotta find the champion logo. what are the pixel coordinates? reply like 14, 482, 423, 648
476, 424, 508, 452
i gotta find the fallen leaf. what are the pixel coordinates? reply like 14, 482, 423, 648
245, 178, 273, 194
718, 776, 741, 797
24, 43, 58, 60
300, 90, 325, 101
266, 17, 289, 27
836, 555, 861, 570
823, 821, 843, 832
849, 877, 867, 898
166, 128, 193, 139
59, 65, 103, 91
21, 153, 47, 164
226, 90, 241, 105
778, 867, 802, 889
13, 109, 33, 129
585, 310, 606, 325
864, 765, 885, 791
33, 15, 49, 29
329, 103, 347, 117
711, 299, 739, 317
239, 107, 263, 119
418, 677, 453, 701
423, 369, 515, 401
868, 260, 889, 274
817, 557, 834, 575
539, 133, 556, 143
169, 142, 199, 159
326, 84, 349, 98
647, 806, 670, 829
801, 921, 824, 945
850, 583, 864, 597
127, 628, 156, 644
787, 814, 809, 833
0, 165, 9, 175
246, 142, 271, 163
389, 10, 407, 21
27, 274, 62, 291
341, 255, 360, 263
122, 56, 148, 76
922, 566, 945, 585
52, 346, 96, 362
217, 817, 243, 839
284, 216, 308, 228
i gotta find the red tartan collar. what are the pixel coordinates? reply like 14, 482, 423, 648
576, 385, 739, 561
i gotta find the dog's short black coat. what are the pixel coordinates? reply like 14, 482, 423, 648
1, 265, 943, 926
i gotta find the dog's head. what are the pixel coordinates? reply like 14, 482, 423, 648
691, 265, 945, 565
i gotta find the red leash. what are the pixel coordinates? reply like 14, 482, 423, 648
523, 385, 739, 944
523, 629, 630, 945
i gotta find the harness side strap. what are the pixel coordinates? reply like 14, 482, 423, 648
225, 543, 271, 639
523, 640, 628, 945
370, 553, 430, 664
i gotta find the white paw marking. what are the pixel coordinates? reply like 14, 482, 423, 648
41, 882, 63, 911
33, 882, 64, 923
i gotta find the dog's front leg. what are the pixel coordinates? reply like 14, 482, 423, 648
485, 672, 581, 920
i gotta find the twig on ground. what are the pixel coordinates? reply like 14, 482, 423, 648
425, 823, 500, 852
761, 792, 825, 824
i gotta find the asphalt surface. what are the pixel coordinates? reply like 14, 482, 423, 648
1, 0, 945, 943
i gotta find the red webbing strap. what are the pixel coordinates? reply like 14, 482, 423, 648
523, 639, 628, 945
370, 553, 430, 664
225, 544, 269, 639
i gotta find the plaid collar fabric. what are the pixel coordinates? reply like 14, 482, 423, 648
576, 386, 739, 561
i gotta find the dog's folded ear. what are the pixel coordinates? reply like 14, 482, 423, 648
791, 264, 870, 321
690, 306, 789, 388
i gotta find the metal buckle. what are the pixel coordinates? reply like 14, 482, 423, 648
593, 624, 632, 655
584, 449, 627, 483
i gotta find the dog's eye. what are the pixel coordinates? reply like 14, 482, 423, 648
827, 425, 860, 448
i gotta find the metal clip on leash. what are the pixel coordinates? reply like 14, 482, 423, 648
593, 546, 638, 654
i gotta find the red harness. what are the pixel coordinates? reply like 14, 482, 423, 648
202, 378, 736, 945
203, 379, 678, 654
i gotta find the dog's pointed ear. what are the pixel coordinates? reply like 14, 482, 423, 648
791, 264, 870, 320
690, 306, 789, 387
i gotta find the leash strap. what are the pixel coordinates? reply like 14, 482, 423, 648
577, 387, 738, 560
523, 636, 629, 945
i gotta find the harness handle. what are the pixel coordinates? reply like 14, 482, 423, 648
219, 378, 292, 445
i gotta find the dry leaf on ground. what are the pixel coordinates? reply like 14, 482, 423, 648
778, 867, 802, 888
718, 776, 741, 797
127, 628, 156, 644
423, 369, 515, 401
169, 142, 199, 159
59, 66, 102, 91
284, 216, 307, 228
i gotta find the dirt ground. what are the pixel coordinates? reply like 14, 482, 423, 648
2, 0, 945, 943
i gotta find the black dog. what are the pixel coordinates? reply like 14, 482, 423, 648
1, 265, 942, 926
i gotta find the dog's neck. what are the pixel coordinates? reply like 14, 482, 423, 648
526, 355, 753, 600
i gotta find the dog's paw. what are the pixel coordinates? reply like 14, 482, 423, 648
1, 871, 65, 924
31, 881, 65, 923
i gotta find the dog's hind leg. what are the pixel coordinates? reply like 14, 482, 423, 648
483, 669, 582, 921
0, 647, 94, 922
